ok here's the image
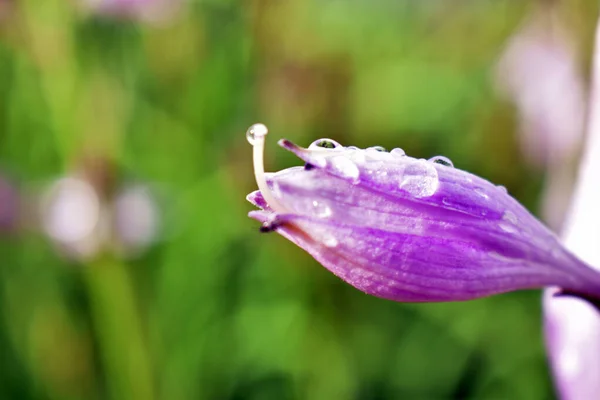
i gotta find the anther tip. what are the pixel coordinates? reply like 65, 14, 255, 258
259, 224, 272, 233
260, 220, 280, 233
277, 139, 301, 151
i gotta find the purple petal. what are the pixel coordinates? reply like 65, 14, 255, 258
252, 213, 585, 302
247, 140, 600, 303
544, 290, 600, 400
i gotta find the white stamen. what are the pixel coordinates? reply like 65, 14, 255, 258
247, 123, 288, 213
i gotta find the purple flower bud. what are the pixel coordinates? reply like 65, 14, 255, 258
246, 124, 600, 303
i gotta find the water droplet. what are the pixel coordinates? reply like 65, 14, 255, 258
348, 149, 366, 164
312, 200, 332, 218
503, 210, 518, 224
497, 185, 508, 193
330, 156, 360, 182
429, 156, 454, 168
366, 146, 394, 161
399, 160, 439, 198
499, 211, 518, 233
310, 155, 328, 168
442, 198, 451, 206
367, 146, 386, 152
346, 146, 359, 150
246, 123, 268, 145
390, 148, 406, 157
499, 223, 517, 233
474, 188, 489, 200
309, 138, 341, 150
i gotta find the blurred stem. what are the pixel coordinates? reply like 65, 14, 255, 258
84, 258, 154, 400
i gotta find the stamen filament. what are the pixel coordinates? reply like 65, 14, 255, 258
248, 124, 288, 214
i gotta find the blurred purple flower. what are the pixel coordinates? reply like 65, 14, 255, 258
0, 175, 18, 233
113, 183, 161, 256
496, 10, 586, 232
41, 176, 103, 259
544, 11, 600, 400
496, 11, 585, 171
82, 0, 181, 22
0, 0, 12, 22
40, 174, 161, 260
246, 124, 600, 303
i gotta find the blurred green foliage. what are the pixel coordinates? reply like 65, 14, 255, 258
0, 1, 599, 399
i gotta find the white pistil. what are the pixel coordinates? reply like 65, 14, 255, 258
247, 123, 288, 214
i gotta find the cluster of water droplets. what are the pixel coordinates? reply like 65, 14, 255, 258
247, 125, 457, 232
302, 138, 459, 199
308, 139, 364, 181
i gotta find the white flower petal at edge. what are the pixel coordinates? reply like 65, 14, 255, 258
544, 10, 600, 400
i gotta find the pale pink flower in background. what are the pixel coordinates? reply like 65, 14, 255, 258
496, 12, 585, 170
0, 0, 11, 21
82, 0, 182, 23
41, 176, 105, 259
496, 9, 586, 231
0, 175, 18, 233
40, 173, 161, 260
543, 11, 600, 400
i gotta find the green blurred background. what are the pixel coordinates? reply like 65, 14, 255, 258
0, 1, 598, 399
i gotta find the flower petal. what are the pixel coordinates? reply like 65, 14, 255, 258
262, 213, 595, 302
248, 137, 600, 303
